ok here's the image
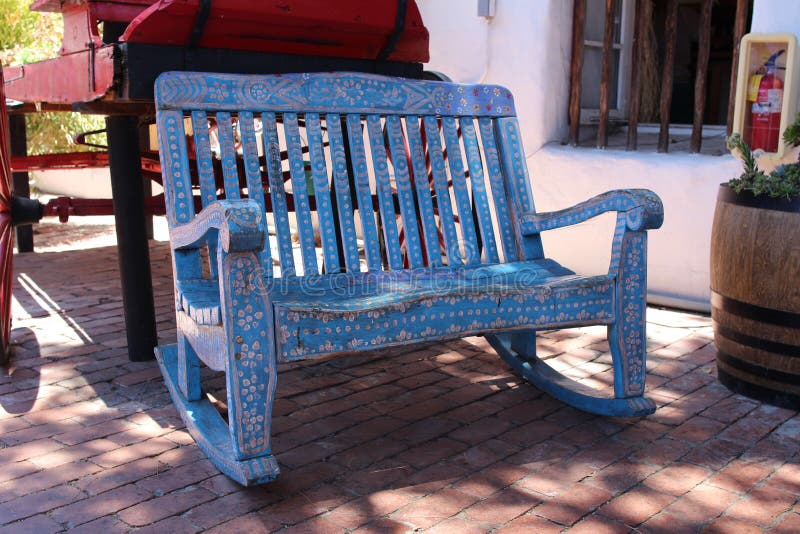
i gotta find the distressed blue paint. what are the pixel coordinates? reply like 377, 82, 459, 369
155, 71, 664, 486
306, 113, 341, 273
346, 114, 382, 271
386, 115, 424, 268
366, 115, 404, 270
191, 110, 220, 277
422, 116, 462, 265
478, 117, 517, 261
404, 115, 442, 267
215, 112, 241, 200
442, 116, 480, 264
494, 117, 544, 260
238, 111, 272, 276
155, 71, 516, 117
190, 111, 219, 209
326, 114, 361, 273
284, 113, 319, 276
460, 117, 499, 263
261, 112, 295, 276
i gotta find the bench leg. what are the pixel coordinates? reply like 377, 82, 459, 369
177, 332, 202, 401
219, 252, 280, 483
510, 330, 537, 360
608, 230, 649, 400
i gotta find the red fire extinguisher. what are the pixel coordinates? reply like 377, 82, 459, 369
749, 50, 785, 153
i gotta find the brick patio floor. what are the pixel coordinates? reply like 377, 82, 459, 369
0, 221, 798, 533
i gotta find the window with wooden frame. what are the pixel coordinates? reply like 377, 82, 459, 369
569, 0, 753, 153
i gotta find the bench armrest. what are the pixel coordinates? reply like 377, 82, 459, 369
170, 199, 266, 253
519, 189, 664, 234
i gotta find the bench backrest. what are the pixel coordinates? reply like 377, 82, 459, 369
155, 71, 543, 279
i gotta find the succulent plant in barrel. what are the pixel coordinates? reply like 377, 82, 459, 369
726, 116, 800, 199
710, 113, 800, 410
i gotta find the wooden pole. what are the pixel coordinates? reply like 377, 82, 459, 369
598, 0, 616, 148
690, 0, 713, 153
658, 0, 679, 153
626, 0, 645, 150
568, 0, 586, 146
727, 0, 749, 135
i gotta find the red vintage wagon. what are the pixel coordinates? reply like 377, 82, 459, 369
0, 0, 431, 361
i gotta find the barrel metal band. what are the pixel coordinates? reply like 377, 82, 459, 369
711, 291, 800, 328
716, 350, 800, 384
714, 323, 800, 358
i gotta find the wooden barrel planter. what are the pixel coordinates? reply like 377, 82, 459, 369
710, 185, 800, 409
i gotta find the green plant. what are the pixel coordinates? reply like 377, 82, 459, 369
1, 0, 105, 154
783, 113, 800, 149
727, 114, 800, 199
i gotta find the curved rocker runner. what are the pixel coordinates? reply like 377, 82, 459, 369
154, 71, 664, 486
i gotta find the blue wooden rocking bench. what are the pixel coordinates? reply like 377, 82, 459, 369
154, 71, 664, 486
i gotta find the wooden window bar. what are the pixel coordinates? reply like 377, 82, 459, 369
569, 0, 750, 153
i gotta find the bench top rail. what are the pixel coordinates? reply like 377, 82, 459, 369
155, 71, 516, 117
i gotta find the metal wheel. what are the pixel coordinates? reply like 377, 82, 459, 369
0, 67, 15, 362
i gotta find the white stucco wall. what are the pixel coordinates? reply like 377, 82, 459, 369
419, 0, 572, 154
418, 0, 793, 311
751, 0, 800, 34
531, 146, 742, 311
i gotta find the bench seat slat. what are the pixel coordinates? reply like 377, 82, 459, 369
275, 265, 614, 360
405, 115, 442, 267
327, 114, 361, 273
262, 111, 296, 276
366, 115, 403, 271
346, 114, 382, 271
306, 113, 341, 273
422, 116, 462, 266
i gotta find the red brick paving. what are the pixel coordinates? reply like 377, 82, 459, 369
0, 225, 798, 532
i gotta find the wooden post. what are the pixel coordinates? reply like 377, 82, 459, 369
626, 0, 645, 151
106, 115, 158, 361
598, 0, 616, 148
568, 0, 586, 146
658, 0, 679, 153
8, 115, 33, 252
727, 0, 749, 135
690, 0, 713, 153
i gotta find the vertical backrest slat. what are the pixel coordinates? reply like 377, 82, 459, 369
346, 114, 382, 271
385, 115, 424, 269
284, 112, 319, 276
422, 116, 462, 265
459, 117, 499, 263
404, 115, 442, 267
215, 112, 241, 200
366, 115, 403, 271
262, 112, 296, 276
326, 114, 361, 273
239, 111, 273, 277
158, 109, 202, 278
306, 113, 341, 273
494, 117, 545, 260
191, 111, 221, 278
477, 117, 517, 261
442, 116, 480, 265
190, 111, 218, 209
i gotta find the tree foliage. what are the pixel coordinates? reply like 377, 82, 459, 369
1, 0, 105, 155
